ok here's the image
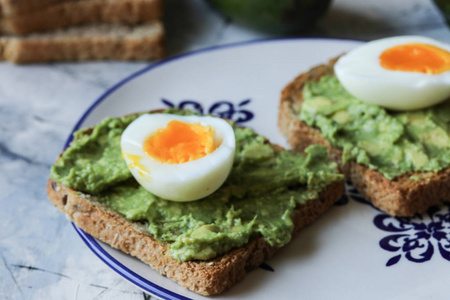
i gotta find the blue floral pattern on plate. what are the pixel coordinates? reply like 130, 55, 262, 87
374, 204, 450, 266
345, 183, 450, 266
161, 98, 254, 124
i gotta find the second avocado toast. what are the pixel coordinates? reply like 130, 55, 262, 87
279, 36, 450, 217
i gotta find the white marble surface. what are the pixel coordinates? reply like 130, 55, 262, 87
1, 0, 449, 299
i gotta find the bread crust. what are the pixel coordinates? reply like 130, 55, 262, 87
278, 58, 450, 216
47, 176, 343, 295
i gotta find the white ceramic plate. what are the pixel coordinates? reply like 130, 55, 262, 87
67, 39, 450, 300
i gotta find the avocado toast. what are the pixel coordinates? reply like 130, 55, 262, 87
48, 109, 344, 295
279, 57, 450, 217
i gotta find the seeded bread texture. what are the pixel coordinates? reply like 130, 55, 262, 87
0, 22, 165, 63
47, 136, 344, 295
278, 58, 450, 217
0, 0, 162, 35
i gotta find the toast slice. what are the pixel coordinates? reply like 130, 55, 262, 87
47, 179, 343, 295
0, 0, 73, 16
278, 58, 450, 217
0, 0, 162, 35
0, 21, 165, 63
47, 111, 344, 295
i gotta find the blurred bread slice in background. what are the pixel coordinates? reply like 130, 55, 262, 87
0, 22, 164, 63
0, 0, 71, 15
0, 0, 165, 63
0, 0, 162, 35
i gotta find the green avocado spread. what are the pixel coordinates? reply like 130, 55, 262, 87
51, 109, 342, 262
299, 76, 450, 180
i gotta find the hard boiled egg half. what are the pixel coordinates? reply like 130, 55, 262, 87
334, 36, 450, 110
121, 114, 235, 201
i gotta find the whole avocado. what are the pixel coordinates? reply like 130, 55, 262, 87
433, 0, 450, 25
206, 0, 332, 34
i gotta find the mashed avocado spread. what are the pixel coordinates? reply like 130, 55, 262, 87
300, 76, 450, 180
51, 109, 342, 261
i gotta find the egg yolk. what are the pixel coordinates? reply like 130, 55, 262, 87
144, 120, 217, 164
379, 43, 450, 74
124, 153, 149, 177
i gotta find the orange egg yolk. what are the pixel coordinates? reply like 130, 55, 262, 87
379, 43, 450, 74
124, 153, 149, 176
144, 120, 217, 164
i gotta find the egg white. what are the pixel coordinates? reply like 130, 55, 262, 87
334, 36, 450, 111
121, 114, 236, 202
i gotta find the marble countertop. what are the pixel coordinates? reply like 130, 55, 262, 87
1, 0, 449, 299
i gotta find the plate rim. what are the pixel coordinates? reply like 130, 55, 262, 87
62, 36, 364, 300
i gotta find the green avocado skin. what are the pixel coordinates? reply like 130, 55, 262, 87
206, 0, 331, 33
433, 0, 450, 25
300, 76, 450, 180
51, 109, 342, 262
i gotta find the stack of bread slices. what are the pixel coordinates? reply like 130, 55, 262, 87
0, 0, 164, 63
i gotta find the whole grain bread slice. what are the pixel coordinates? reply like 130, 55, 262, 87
0, 0, 162, 35
0, 21, 165, 63
278, 58, 450, 217
47, 179, 343, 295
